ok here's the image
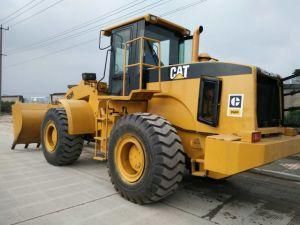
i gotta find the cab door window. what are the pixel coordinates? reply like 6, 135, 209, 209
109, 26, 133, 95
112, 27, 132, 75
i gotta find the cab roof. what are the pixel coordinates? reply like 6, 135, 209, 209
102, 14, 191, 36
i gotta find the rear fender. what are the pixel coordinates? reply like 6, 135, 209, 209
59, 99, 95, 135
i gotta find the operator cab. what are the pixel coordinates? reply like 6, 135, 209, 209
102, 14, 193, 95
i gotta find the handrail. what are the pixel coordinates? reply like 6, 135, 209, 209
122, 36, 161, 96
282, 72, 300, 82
284, 106, 300, 111
284, 89, 300, 96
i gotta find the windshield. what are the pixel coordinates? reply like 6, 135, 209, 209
144, 23, 192, 66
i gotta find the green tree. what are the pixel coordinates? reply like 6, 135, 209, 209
0, 101, 14, 114
285, 110, 300, 127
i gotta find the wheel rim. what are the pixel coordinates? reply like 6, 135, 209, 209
115, 135, 145, 183
44, 121, 58, 152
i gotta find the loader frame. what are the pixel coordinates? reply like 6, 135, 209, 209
11, 14, 300, 182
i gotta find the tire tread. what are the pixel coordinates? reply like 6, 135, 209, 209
108, 113, 185, 204
41, 108, 83, 166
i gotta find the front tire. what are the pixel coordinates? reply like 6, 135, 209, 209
41, 108, 83, 166
108, 113, 185, 204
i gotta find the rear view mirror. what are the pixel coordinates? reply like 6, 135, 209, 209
99, 30, 111, 50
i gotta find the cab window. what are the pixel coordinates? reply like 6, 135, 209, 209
109, 26, 133, 95
179, 38, 192, 64
144, 23, 193, 67
112, 27, 132, 75
198, 77, 222, 126
144, 23, 181, 66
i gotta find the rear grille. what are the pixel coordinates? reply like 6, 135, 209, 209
257, 69, 281, 127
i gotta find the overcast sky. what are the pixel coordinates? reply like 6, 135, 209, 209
1, 0, 299, 97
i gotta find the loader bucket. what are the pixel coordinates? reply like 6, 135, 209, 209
12, 102, 50, 149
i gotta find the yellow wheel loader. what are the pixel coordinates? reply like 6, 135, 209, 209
11, 14, 300, 204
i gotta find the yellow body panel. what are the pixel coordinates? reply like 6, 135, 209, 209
147, 70, 256, 135
205, 134, 300, 177
59, 99, 95, 135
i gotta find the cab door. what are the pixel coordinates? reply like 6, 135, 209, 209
109, 25, 135, 95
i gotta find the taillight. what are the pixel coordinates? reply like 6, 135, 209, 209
252, 132, 261, 143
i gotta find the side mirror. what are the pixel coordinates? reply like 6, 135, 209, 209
99, 30, 111, 50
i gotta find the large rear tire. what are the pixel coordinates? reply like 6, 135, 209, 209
108, 113, 185, 204
41, 108, 83, 166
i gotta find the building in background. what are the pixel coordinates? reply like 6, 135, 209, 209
292, 69, 300, 84
284, 74, 300, 130
284, 84, 300, 109
50, 93, 65, 104
24, 96, 49, 103
1, 95, 24, 103
284, 70, 300, 110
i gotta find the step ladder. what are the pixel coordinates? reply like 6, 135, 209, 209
93, 109, 108, 161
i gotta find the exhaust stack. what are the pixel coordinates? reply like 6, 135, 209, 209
192, 26, 203, 62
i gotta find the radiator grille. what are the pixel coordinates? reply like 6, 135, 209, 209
257, 70, 281, 127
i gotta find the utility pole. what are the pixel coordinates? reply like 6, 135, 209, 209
0, 24, 9, 113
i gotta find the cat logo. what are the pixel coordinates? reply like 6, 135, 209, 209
170, 65, 190, 80
227, 94, 244, 117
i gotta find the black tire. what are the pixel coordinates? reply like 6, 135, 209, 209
108, 113, 185, 204
41, 108, 83, 166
